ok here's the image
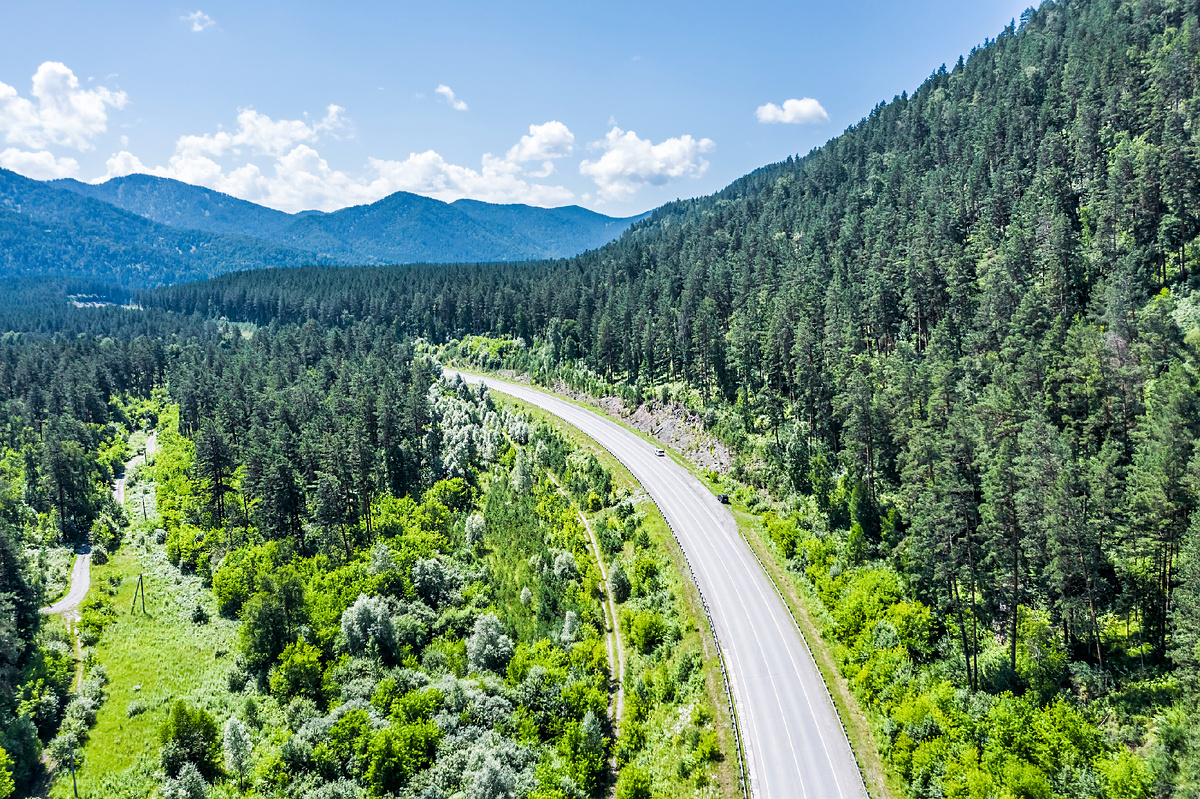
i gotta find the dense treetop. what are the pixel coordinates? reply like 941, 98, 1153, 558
141, 1, 1200, 794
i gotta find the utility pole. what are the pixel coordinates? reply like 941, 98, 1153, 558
130, 574, 145, 614
70, 743, 78, 798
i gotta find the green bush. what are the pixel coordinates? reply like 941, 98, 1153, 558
160, 700, 220, 779
614, 764, 652, 799
78, 595, 116, 646
631, 611, 665, 654
269, 637, 325, 703
609, 560, 630, 603
366, 720, 442, 795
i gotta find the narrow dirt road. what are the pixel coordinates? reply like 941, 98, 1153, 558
547, 472, 626, 726
40, 431, 157, 623
40, 554, 91, 622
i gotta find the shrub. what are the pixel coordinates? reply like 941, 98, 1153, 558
615, 764, 652, 799
90, 544, 108, 565
239, 592, 292, 670
191, 603, 210, 625
609, 560, 631, 603
465, 513, 486, 546
78, 596, 116, 646
366, 720, 442, 795
412, 559, 454, 608
341, 593, 397, 660
160, 700, 220, 779
269, 638, 325, 703
0, 746, 12, 799
467, 613, 513, 674
696, 729, 721, 761
631, 612, 665, 654
161, 762, 208, 799
223, 717, 252, 786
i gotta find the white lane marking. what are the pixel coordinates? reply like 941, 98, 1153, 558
678, 475, 848, 798
451, 373, 860, 799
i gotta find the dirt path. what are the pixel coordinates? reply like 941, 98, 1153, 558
114, 430, 156, 508
547, 472, 627, 727
40, 431, 157, 687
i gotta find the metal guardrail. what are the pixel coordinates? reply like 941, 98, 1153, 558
531, 412, 752, 799
651, 500, 751, 799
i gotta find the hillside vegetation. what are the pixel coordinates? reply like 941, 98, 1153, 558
0, 304, 734, 799
0, 171, 644, 285
143, 0, 1200, 796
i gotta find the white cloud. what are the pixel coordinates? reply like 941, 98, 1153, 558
0, 62, 127, 151
0, 148, 79, 179
100, 110, 575, 212
505, 120, 574, 163
182, 11, 215, 32
172, 104, 344, 160
756, 97, 829, 125
368, 151, 573, 206
579, 126, 713, 201
435, 84, 468, 111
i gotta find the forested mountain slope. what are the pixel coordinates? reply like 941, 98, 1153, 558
53, 173, 297, 239
270, 191, 645, 264
146, 0, 1200, 795
0, 169, 321, 287
46, 172, 646, 268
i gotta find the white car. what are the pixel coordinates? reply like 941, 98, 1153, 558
655, 449, 665, 457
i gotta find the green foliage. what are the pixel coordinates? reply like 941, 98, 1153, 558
314, 707, 373, 779
630, 611, 665, 655
365, 720, 441, 795
269, 637, 325, 703
78, 594, 116, 646
609, 559, 630, 603
159, 700, 219, 780
1097, 750, 1153, 799
614, 764, 652, 799
0, 746, 12, 799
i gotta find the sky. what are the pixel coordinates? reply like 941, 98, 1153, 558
0, 1, 1033, 216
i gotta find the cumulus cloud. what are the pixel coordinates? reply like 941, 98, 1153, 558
100, 110, 575, 212
435, 84, 468, 111
369, 151, 573, 206
0, 62, 127, 151
579, 126, 713, 202
182, 11, 215, 32
506, 121, 574, 163
756, 97, 829, 125
172, 104, 344, 160
0, 148, 79, 179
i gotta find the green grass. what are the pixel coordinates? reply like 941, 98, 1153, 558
51, 532, 238, 797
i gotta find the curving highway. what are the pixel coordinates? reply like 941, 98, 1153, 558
446, 370, 866, 799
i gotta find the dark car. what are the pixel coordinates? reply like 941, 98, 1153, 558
717, 494, 730, 504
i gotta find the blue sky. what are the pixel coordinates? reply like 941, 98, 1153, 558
0, 0, 1031, 215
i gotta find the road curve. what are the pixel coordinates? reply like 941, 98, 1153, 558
40, 553, 91, 621
447, 370, 865, 799
41, 431, 157, 622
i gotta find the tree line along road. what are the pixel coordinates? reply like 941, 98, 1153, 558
445, 370, 866, 799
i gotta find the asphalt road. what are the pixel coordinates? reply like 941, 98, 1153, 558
41, 431, 157, 623
41, 552, 91, 622
447, 371, 865, 799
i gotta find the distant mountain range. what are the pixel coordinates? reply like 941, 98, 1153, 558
0, 169, 645, 287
